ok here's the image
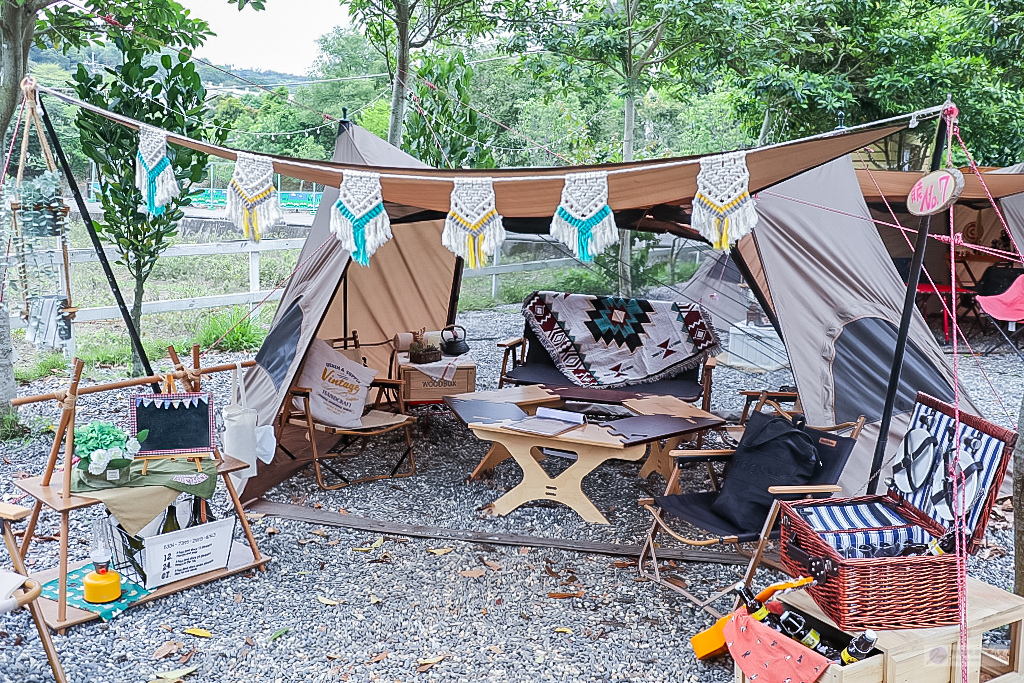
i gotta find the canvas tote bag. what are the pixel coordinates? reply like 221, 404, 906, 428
224, 361, 259, 492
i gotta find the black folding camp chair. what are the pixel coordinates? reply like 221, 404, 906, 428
638, 413, 864, 617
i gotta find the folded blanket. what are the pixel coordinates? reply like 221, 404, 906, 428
523, 291, 720, 388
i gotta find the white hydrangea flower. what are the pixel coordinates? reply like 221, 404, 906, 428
107, 446, 124, 460
88, 448, 111, 475
126, 437, 141, 456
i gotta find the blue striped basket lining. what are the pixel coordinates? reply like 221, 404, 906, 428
798, 501, 934, 558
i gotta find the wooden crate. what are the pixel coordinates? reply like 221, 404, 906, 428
779, 577, 1024, 683
400, 362, 476, 404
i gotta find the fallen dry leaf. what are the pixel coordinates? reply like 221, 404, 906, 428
297, 539, 313, 546
367, 651, 388, 663
487, 645, 504, 654
483, 559, 502, 572
153, 640, 183, 659
233, 594, 243, 604
178, 649, 196, 665
154, 664, 199, 680
548, 590, 585, 599
182, 628, 211, 638
327, 540, 340, 546
313, 502, 323, 509
311, 528, 329, 538
369, 594, 383, 604
369, 553, 392, 564
353, 537, 384, 552
159, 624, 173, 632
266, 527, 279, 535
427, 548, 453, 556
245, 637, 255, 647
519, 547, 530, 554
611, 560, 636, 568
326, 653, 342, 660
554, 627, 574, 635
459, 569, 486, 579
416, 655, 446, 673
338, 507, 350, 514
317, 596, 340, 606
664, 577, 688, 589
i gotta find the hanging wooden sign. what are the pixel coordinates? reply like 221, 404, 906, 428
907, 168, 965, 216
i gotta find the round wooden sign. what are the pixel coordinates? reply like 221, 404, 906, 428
907, 168, 965, 216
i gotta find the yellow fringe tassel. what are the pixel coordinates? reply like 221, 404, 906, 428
465, 233, 485, 269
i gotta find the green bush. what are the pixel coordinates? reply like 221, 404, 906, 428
556, 267, 614, 295
195, 307, 267, 352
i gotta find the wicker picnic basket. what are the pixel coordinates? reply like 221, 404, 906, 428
779, 393, 1015, 631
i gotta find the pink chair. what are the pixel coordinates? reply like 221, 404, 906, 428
977, 274, 1024, 361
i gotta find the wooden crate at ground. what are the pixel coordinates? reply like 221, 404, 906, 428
400, 362, 476, 404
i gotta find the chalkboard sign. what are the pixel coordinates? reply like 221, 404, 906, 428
129, 392, 215, 455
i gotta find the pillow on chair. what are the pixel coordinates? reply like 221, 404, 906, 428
294, 339, 378, 428
709, 411, 819, 532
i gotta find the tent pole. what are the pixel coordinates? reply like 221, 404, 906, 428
867, 112, 949, 494
38, 98, 160, 392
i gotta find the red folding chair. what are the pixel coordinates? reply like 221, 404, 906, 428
977, 274, 1024, 362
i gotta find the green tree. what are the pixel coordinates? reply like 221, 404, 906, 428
403, 52, 495, 168
502, 0, 747, 295
343, 0, 493, 146
72, 28, 226, 375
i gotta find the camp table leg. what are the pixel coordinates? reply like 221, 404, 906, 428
57, 510, 69, 624
221, 469, 267, 572
468, 442, 513, 480
18, 501, 42, 560
484, 432, 646, 524
639, 435, 683, 482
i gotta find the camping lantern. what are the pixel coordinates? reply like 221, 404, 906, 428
83, 518, 121, 604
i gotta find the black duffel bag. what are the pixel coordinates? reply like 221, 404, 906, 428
710, 410, 820, 532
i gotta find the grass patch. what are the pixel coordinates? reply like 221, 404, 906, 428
14, 352, 68, 383
194, 307, 268, 352
0, 410, 30, 441
74, 327, 184, 368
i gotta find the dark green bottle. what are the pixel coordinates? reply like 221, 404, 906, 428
160, 504, 181, 534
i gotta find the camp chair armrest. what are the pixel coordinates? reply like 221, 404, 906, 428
498, 337, 527, 381
288, 387, 312, 397
669, 448, 735, 463
371, 378, 403, 388
497, 336, 524, 348
0, 502, 30, 521
768, 484, 842, 496
15, 579, 41, 608
704, 356, 717, 369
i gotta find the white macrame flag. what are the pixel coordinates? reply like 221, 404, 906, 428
550, 170, 617, 262
692, 150, 758, 251
227, 152, 282, 242
442, 177, 505, 269
330, 170, 391, 266
135, 124, 177, 216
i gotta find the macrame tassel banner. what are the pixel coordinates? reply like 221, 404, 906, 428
330, 170, 392, 266
550, 170, 617, 262
692, 150, 758, 251
135, 124, 178, 217
442, 177, 506, 269
227, 152, 282, 242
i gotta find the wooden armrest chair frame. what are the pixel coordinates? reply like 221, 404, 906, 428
637, 415, 865, 619
0, 502, 67, 683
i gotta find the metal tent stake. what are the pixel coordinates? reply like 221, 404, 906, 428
867, 110, 950, 494
37, 97, 160, 392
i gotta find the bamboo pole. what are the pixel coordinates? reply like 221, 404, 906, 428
11, 360, 255, 407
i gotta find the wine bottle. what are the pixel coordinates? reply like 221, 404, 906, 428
735, 583, 783, 631
839, 630, 877, 665
186, 496, 215, 527
926, 529, 957, 555
779, 610, 841, 658
160, 503, 181, 534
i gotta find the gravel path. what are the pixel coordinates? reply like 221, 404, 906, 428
0, 308, 1021, 682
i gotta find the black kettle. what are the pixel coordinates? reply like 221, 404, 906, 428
440, 325, 469, 356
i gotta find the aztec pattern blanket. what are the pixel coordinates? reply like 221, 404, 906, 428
522, 291, 720, 388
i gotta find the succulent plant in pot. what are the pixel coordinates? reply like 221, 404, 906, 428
409, 340, 441, 364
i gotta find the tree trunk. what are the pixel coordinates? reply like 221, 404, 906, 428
617, 93, 636, 297
130, 275, 145, 377
387, 1, 411, 147
1014, 396, 1024, 596
0, 0, 45, 414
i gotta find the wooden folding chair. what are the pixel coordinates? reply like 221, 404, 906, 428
277, 334, 416, 490
637, 415, 864, 618
1, 502, 67, 683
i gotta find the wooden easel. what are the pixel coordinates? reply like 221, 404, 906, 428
12, 347, 267, 632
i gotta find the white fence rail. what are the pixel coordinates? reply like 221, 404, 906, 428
9, 237, 583, 328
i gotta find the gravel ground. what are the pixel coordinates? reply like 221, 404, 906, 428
0, 308, 1021, 682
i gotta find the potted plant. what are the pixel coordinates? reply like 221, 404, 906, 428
74, 421, 147, 483
16, 170, 69, 237
409, 340, 441, 364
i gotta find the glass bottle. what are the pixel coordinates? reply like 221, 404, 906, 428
160, 503, 181, 534
186, 495, 215, 527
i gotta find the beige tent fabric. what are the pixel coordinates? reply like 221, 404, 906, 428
317, 219, 456, 375
752, 156, 973, 495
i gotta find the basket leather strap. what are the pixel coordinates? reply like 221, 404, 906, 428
783, 534, 838, 585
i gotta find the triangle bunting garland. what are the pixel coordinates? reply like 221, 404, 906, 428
227, 152, 282, 242
692, 150, 758, 251
442, 177, 505, 269
330, 170, 392, 266
135, 124, 178, 217
550, 171, 617, 262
